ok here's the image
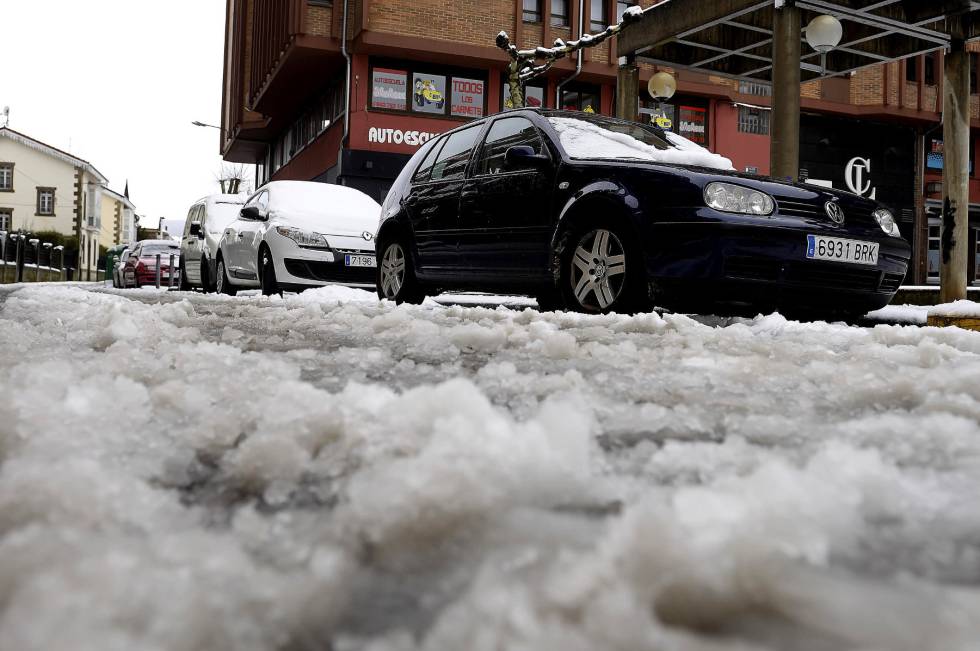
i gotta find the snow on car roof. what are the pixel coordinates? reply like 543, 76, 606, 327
549, 116, 734, 171
265, 181, 381, 217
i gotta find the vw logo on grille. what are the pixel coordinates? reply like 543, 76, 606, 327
825, 201, 845, 225
362, 231, 374, 241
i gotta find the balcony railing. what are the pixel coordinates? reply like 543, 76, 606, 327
249, 0, 305, 107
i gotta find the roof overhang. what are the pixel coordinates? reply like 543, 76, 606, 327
618, 0, 980, 84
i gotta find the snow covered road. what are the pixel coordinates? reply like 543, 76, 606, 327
2, 284, 980, 651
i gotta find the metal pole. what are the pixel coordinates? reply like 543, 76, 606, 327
42, 243, 52, 281
169, 253, 175, 290
155, 253, 162, 289
771, 2, 802, 181
941, 17, 970, 303
616, 55, 640, 122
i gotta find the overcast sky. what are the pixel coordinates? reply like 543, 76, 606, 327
3, 1, 250, 234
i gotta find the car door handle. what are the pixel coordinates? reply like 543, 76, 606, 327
404, 196, 418, 207
237, 233, 245, 239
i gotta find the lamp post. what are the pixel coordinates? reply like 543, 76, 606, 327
805, 14, 844, 75
0, 230, 6, 283
10, 234, 23, 283
647, 72, 677, 128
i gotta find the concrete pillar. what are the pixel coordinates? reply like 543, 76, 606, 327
616, 55, 639, 122
771, 3, 801, 181
941, 18, 970, 302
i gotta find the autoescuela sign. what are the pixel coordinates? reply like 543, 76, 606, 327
367, 127, 442, 147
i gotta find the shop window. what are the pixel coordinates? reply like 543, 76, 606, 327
430, 126, 481, 182
451, 78, 486, 118
590, 0, 608, 32
372, 68, 408, 111
737, 106, 769, 135
371, 62, 486, 120
0, 163, 12, 191
927, 223, 940, 284
502, 80, 545, 110
926, 136, 976, 176
0, 208, 10, 232
561, 86, 600, 113
551, 0, 569, 28
905, 57, 917, 82
475, 117, 546, 175
924, 52, 936, 86
523, 0, 542, 23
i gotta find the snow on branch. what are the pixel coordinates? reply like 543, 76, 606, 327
496, 6, 645, 109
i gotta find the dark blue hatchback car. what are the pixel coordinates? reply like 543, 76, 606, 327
375, 109, 911, 318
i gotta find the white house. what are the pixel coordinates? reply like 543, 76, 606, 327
0, 127, 136, 280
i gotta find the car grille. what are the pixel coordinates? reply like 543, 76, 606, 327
776, 199, 826, 220
284, 258, 375, 284
724, 256, 899, 293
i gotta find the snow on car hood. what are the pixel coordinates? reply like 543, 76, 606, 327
269, 182, 381, 237
550, 116, 735, 171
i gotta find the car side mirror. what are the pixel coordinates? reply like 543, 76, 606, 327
505, 145, 549, 169
189, 221, 203, 238
241, 206, 261, 221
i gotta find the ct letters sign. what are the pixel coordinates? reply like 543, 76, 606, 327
844, 157, 875, 199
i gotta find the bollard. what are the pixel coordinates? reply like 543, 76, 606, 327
13, 235, 24, 283
169, 253, 175, 290
155, 253, 161, 289
42, 243, 53, 282
54, 246, 65, 281
0, 231, 6, 284
29, 239, 40, 282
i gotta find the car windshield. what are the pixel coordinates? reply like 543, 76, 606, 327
547, 114, 734, 171
208, 202, 245, 233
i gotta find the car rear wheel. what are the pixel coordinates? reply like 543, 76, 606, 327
179, 257, 192, 291
216, 258, 237, 296
259, 248, 281, 297
560, 226, 647, 314
377, 238, 425, 304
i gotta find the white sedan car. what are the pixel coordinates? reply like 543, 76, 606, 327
216, 181, 381, 296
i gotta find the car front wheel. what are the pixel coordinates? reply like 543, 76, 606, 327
216, 258, 237, 296
377, 238, 425, 304
260, 248, 281, 297
560, 226, 647, 314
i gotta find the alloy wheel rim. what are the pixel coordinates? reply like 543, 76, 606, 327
380, 243, 406, 299
570, 229, 626, 310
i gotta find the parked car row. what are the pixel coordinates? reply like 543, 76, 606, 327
113, 108, 911, 319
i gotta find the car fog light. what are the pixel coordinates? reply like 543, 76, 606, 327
873, 208, 901, 237
704, 182, 775, 216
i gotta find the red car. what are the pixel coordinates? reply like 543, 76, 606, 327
121, 240, 182, 288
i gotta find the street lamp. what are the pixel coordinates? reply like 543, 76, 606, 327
191, 120, 227, 133
806, 14, 843, 74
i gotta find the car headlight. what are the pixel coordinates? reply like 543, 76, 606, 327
275, 226, 331, 249
873, 208, 901, 237
704, 182, 775, 216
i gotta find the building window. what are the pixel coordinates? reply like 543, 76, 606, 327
0, 163, 12, 191
502, 79, 545, 110
551, 0, 569, 27
737, 106, 770, 135
523, 0, 542, 23
738, 80, 771, 96
37, 188, 55, 216
926, 136, 976, 176
590, 0, 608, 32
0, 209, 10, 231
972, 53, 978, 95
924, 52, 936, 86
906, 57, 917, 82
616, 0, 636, 23
561, 86, 600, 112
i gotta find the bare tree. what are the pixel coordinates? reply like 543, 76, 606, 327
216, 163, 251, 195
496, 5, 644, 109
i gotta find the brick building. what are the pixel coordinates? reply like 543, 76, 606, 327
220, 0, 980, 285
